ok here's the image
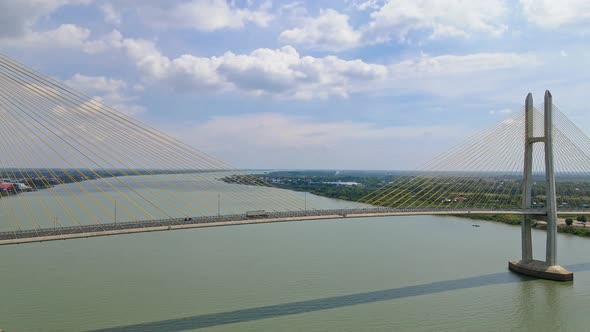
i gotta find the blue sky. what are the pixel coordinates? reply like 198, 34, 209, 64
1, 0, 589, 169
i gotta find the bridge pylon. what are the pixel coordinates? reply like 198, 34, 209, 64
508, 91, 573, 281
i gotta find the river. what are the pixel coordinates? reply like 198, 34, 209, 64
1, 174, 590, 331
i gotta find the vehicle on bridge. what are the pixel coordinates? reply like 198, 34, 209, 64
246, 210, 270, 218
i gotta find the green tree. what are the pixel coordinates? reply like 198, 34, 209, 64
565, 218, 574, 226
577, 215, 587, 223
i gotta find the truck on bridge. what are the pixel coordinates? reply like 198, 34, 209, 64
246, 210, 269, 218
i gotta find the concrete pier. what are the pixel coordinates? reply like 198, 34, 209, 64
509, 260, 573, 281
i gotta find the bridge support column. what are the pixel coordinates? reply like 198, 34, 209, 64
508, 91, 573, 281
544, 91, 558, 266
521, 93, 534, 262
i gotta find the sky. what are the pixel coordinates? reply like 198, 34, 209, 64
0, 0, 589, 170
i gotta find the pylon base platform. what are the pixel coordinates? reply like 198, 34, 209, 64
509, 260, 573, 281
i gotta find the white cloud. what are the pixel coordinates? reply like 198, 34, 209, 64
0, 0, 272, 50
87, 32, 538, 100
278, 1, 307, 18
82, 30, 124, 53
0, 0, 90, 39
65, 74, 145, 115
66, 73, 127, 94
100, 2, 122, 25
0, 24, 127, 53
279, 9, 362, 51
0, 0, 123, 51
173, 112, 467, 169
489, 108, 513, 115
117, 40, 388, 99
0, 24, 91, 49
521, 0, 590, 28
349, 0, 384, 11
65, 25, 539, 101
366, 0, 508, 42
145, 0, 273, 32
280, 1, 508, 51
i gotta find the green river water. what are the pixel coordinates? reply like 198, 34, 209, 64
1, 174, 590, 331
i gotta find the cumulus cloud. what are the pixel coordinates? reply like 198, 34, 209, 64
0, 24, 91, 49
100, 2, 122, 25
0, 0, 272, 49
143, 0, 273, 32
0, 0, 123, 51
520, 0, 590, 28
90, 31, 538, 100
0, 0, 98, 50
0, 0, 89, 39
349, 0, 384, 11
279, 9, 362, 51
280, 1, 508, 51
29, 26, 537, 102
0, 24, 127, 52
115, 40, 388, 99
82, 30, 125, 53
66, 74, 127, 94
367, 0, 508, 42
65, 74, 145, 115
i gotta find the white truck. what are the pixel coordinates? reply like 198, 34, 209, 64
246, 210, 269, 218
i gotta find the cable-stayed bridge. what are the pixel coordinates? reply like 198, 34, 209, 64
0, 207, 561, 245
0, 53, 588, 280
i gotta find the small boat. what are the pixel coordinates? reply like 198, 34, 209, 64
472, 224, 481, 227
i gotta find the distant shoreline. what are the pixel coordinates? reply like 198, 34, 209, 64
222, 170, 590, 239
455, 214, 590, 238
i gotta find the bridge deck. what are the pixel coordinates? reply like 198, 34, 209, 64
1, 208, 587, 246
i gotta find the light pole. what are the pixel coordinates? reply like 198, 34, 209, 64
304, 193, 307, 213
218, 194, 221, 217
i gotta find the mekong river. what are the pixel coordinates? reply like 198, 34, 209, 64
1, 173, 590, 331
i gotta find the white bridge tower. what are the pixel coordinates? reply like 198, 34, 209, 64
509, 91, 573, 281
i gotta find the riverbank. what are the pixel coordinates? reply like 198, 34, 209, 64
220, 171, 590, 239
458, 214, 590, 237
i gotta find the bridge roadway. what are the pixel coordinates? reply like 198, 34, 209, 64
1, 207, 589, 246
